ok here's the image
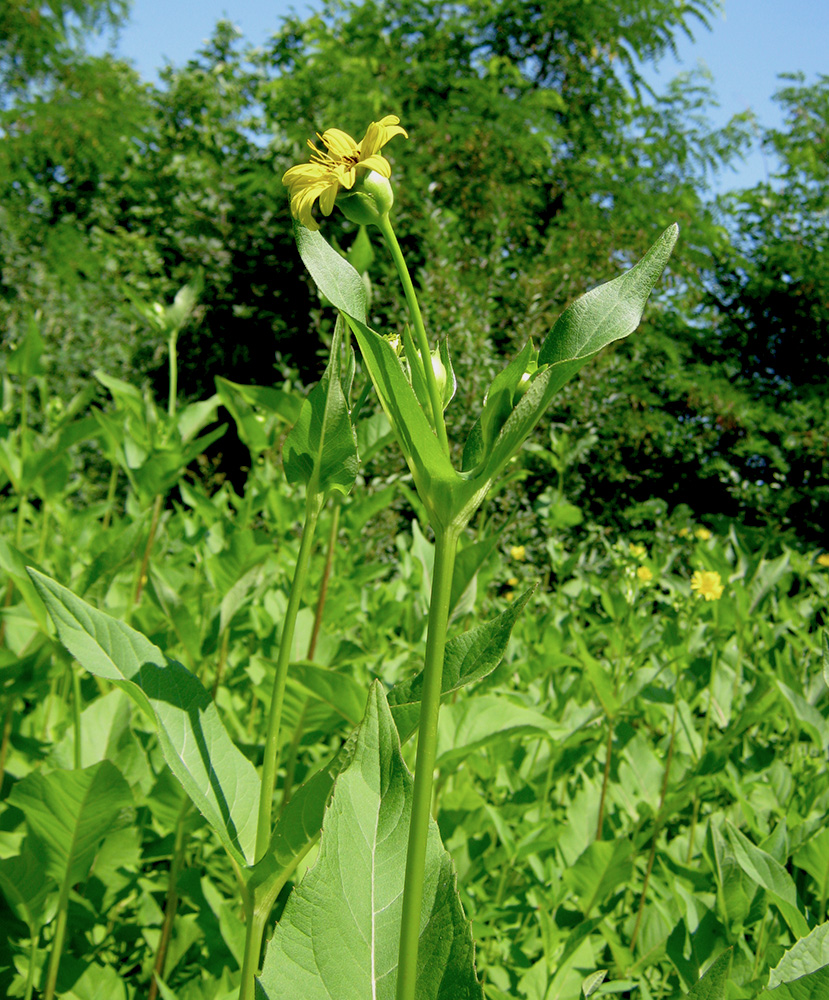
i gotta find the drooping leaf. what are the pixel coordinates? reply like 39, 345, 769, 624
257, 682, 483, 1000
293, 220, 368, 323
8, 761, 132, 889
28, 569, 260, 867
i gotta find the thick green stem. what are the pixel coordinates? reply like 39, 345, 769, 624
255, 496, 321, 861
596, 719, 614, 840
133, 494, 164, 608
377, 215, 450, 457
396, 525, 459, 1000
238, 903, 270, 1000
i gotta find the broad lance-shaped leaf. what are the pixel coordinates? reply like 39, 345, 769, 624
28, 569, 260, 867
725, 822, 810, 938
252, 595, 535, 902
293, 219, 368, 323
462, 224, 679, 492
283, 317, 359, 502
7, 761, 132, 890
258, 681, 483, 1000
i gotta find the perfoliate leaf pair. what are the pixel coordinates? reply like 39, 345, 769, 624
293, 222, 679, 532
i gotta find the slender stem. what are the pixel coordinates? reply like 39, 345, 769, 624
596, 719, 614, 840
279, 700, 309, 816
687, 606, 720, 862
24, 934, 38, 1000
71, 665, 82, 770
133, 494, 164, 608
307, 502, 340, 662
167, 331, 178, 420
377, 215, 450, 457
148, 802, 189, 1000
102, 464, 119, 531
43, 879, 71, 1000
0, 698, 13, 789
631, 699, 678, 951
396, 525, 459, 1000
212, 629, 230, 700
255, 496, 321, 861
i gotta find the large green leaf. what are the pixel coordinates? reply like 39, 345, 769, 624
215, 377, 301, 455
683, 951, 732, 999
765, 921, 829, 997
563, 839, 633, 918
0, 837, 54, 935
293, 219, 368, 323
466, 224, 679, 490
28, 569, 261, 867
283, 319, 359, 503
257, 682, 483, 1000
725, 822, 810, 938
8, 761, 132, 889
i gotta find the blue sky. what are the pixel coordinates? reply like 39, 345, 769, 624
102, 0, 827, 193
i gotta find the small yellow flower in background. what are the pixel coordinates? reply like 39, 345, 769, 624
636, 566, 653, 583
817, 553, 829, 568
629, 543, 647, 559
507, 576, 519, 587
505, 591, 516, 602
691, 570, 724, 601
510, 545, 526, 561
282, 115, 408, 230
678, 527, 691, 538
695, 527, 712, 541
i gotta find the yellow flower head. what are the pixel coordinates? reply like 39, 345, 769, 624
678, 527, 691, 538
691, 570, 724, 602
282, 115, 408, 230
636, 566, 653, 583
629, 543, 647, 559
817, 553, 829, 568
507, 576, 519, 587
695, 527, 712, 541
510, 545, 526, 561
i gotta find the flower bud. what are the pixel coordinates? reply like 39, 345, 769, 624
338, 170, 395, 227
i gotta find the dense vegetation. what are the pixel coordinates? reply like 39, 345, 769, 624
0, 2, 827, 998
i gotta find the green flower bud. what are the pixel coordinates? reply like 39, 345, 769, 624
338, 170, 395, 227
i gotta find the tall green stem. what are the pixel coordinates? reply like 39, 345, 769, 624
43, 880, 70, 1000
255, 496, 321, 861
377, 215, 450, 457
167, 330, 179, 420
396, 525, 459, 1000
